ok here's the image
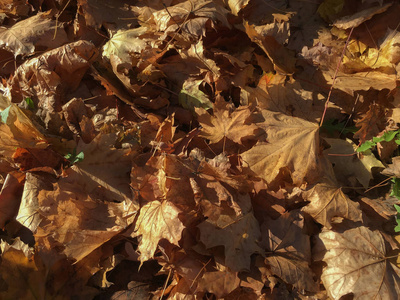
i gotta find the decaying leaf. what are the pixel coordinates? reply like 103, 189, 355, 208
314, 226, 400, 299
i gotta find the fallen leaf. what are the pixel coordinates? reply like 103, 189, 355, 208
324, 138, 385, 188
0, 11, 69, 58
314, 226, 400, 299
0, 171, 25, 228
9, 40, 98, 113
333, 3, 392, 29
134, 200, 184, 264
382, 156, 400, 177
198, 211, 261, 272
197, 267, 240, 298
196, 97, 258, 145
302, 182, 363, 228
260, 211, 318, 292
241, 111, 320, 186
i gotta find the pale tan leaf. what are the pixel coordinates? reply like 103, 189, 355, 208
134, 200, 184, 263
196, 98, 257, 145
314, 227, 400, 299
241, 111, 320, 185
0, 11, 68, 57
324, 138, 384, 188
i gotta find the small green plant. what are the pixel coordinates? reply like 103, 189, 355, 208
24, 97, 35, 109
394, 204, 400, 233
64, 148, 84, 164
321, 119, 357, 136
357, 129, 400, 153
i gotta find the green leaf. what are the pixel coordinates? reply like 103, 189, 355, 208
321, 119, 357, 136
0, 106, 11, 123
394, 204, 400, 214
372, 136, 384, 144
395, 221, 400, 232
383, 130, 398, 142
395, 139, 400, 145
391, 178, 400, 200
357, 140, 376, 152
72, 151, 84, 164
24, 97, 35, 109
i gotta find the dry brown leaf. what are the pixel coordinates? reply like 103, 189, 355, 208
74, 131, 133, 203
0, 103, 47, 160
0, 171, 24, 228
302, 182, 363, 229
196, 97, 257, 145
333, 3, 392, 29
0, 239, 46, 299
244, 22, 296, 75
9, 40, 98, 113
36, 168, 137, 262
324, 138, 385, 188
241, 110, 320, 186
0, 11, 69, 57
382, 156, 400, 177
197, 267, 240, 298
314, 226, 400, 299
226, 0, 250, 16
77, 0, 139, 31
260, 211, 318, 292
134, 200, 184, 264
354, 103, 387, 143
198, 211, 261, 272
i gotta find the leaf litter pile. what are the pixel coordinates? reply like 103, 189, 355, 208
1, 0, 400, 299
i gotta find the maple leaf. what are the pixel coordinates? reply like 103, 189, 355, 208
260, 211, 318, 292
0, 11, 69, 58
354, 103, 387, 143
195, 97, 258, 145
241, 110, 320, 186
382, 156, 400, 177
302, 182, 363, 229
198, 211, 261, 272
134, 200, 185, 264
314, 226, 400, 299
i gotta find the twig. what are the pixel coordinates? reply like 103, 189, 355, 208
320, 26, 355, 126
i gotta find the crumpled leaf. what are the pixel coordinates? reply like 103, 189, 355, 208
226, 0, 250, 16
179, 79, 213, 111
9, 40, 98, 114
241, 111, 320, 185
314, 226, 400, 299
244, 22, 296, 75
0, 11, 69, 57
302, 182, 363, 228
195, 97, 258, 145
134, 200, 185, 264
261, 211, 318, 292
198, 211, 261, 272
324, 138, 385, 188
0, 103, 47, 160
